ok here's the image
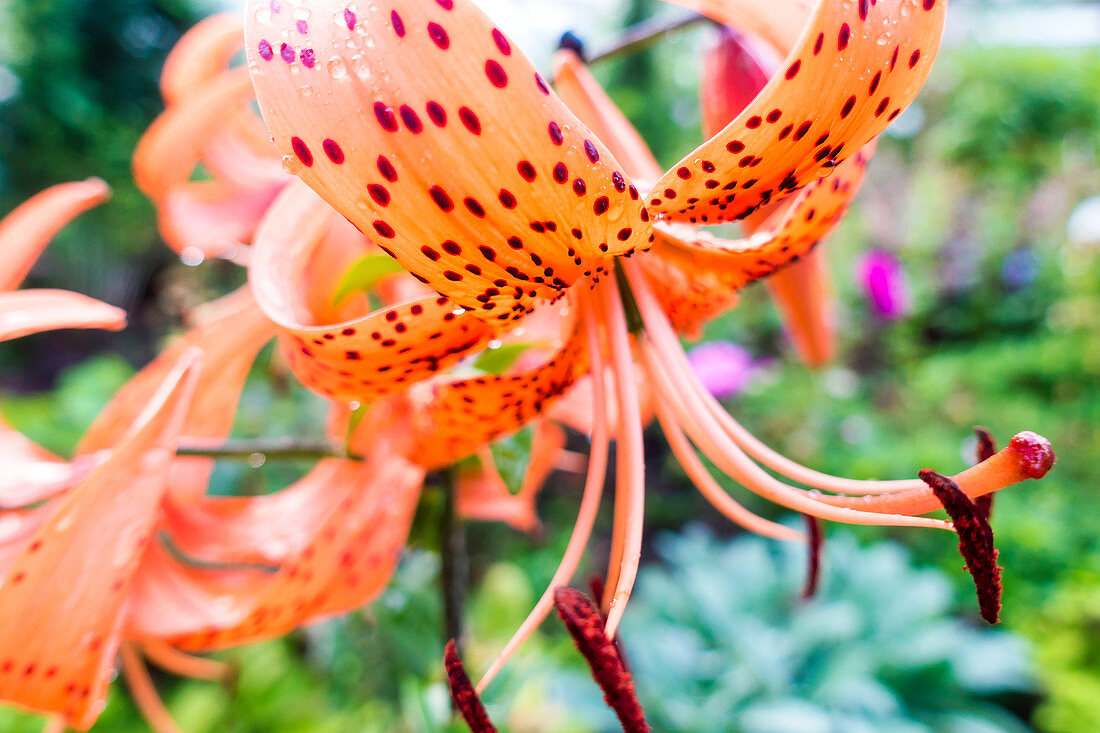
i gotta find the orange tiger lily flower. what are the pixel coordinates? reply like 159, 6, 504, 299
241, 0, 1054, 698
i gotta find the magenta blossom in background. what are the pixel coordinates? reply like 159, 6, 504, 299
687, 341, 756, 399
858, 250, 911, 320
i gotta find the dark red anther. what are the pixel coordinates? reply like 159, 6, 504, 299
800, 514, 824, 600
444, 640, 497, 733
973, 427, 997, 520
918, 469, 1003, 624
553, 587, 650, 733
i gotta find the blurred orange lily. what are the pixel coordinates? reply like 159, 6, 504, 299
239, 0, 1058, 701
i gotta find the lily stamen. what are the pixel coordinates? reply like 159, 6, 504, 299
917, 470, 1003, 624
476, 292, 611, 693
444, 640, 498, 733
552, 587, 650, 733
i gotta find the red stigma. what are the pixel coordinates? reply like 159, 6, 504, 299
444, 640, 497, 732
918, 469, 1003, 624
553, 587, 650, 732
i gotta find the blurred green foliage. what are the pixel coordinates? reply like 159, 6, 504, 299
623, 527, 1036, 733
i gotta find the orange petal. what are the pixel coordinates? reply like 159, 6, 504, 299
76, 288, 273, 505
134, 68, 256, 201
650, 142, 874, 289
160, 12, 245, 105
638, 242, 741, 339
157, 180, 282, 257
132, 455, 423, 651
0, 351, 200, 730
0, 179, 111, 292
764, 247, 834, 367
251, 181, 496, 402
551, 50, 663, 182
455, 421, 565, 532
408, 308, 586, 469
0, 290, 125, 343
650, 0, 944, 223
245, 0, 651, 321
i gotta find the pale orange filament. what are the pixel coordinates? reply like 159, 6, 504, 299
475, 285, 611, 693
140, 640, 234, 682
623, 256, 1049, 524
120, 643, 184, 733
598, 275, 646, 640
623, 258, 952, 528
638, 332, 948, 530
654, 400, 805, 543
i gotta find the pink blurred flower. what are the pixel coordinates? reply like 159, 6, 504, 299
858, 250, 911, 320
687, 341, 755, 399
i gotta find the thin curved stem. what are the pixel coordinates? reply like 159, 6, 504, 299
585, 12, 712, 65
175, 438, 361, 462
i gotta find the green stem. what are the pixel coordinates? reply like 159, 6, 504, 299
175, 439, 362, 462
586, 12, 712, 65
441, 470, 468, 655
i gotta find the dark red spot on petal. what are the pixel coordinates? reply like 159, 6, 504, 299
485, 60, 508, 88
391, 10, 405, 37
377, 155, 397, 181
291, 137, 313, 166
428, 22, 450, 49
322, 139, 344, 164
459, 107, 481, 134
374, 102, 398, 132
492, 28, 511, 55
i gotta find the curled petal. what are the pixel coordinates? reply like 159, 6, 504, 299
0, 351, 201, 729
134, 68, 258, 201
408, 311, 586, 469
0, 290, 125, 343
651, 0, 945, 223
160, 12, 245, 105
132, 454, 423, 650
0, 179, 111, 292
251, 181, 496, 401
158, 181, 282, 257
245, 0, 650, 320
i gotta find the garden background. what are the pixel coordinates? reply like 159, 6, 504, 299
0, 0, 1097, 730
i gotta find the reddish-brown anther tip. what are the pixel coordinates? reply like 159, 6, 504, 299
553, 587, 650, 733
800, 514, 824, 600
444, 640, 498, 733
1007, 430, 1056, 479
918, 469, 1003, 624
974, 427, 997, 519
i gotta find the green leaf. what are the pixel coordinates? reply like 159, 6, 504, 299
473, 343, 532, 375
331, 254, 405, 305
489, 426, 534, 495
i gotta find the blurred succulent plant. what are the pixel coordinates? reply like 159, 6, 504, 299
621, 527, 1036, 733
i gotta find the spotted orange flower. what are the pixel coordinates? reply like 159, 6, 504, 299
239, 0, 1058, 703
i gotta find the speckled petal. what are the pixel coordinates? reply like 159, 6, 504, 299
251, 180, 496, 402
245, 0, 651, 321
0, 352, 200, 730
650, 0, 944, 223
